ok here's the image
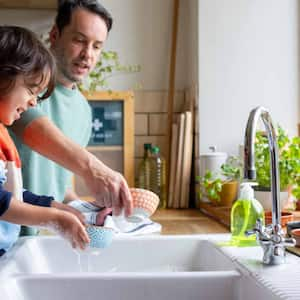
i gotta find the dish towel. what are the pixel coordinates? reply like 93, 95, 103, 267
68, 199, 162, 236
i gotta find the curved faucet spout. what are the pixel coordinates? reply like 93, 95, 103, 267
244, 106, 281, 227
243, 107, 295, 265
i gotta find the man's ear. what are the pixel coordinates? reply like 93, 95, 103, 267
49, 25, 59, 46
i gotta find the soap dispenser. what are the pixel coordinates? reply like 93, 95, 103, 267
230, 182, 265, 246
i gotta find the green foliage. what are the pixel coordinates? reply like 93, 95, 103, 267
79, 50, 141, 92
197, 171, 223, 201
254, 126, 300, 193
221, 156, 242, 181
197, 156, 242, 202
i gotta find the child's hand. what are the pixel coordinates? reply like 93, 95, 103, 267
54, 210, 90, 250
51, 201, 85, 225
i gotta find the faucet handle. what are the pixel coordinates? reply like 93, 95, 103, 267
245, 218, 271, 241
283, 237, 296, 247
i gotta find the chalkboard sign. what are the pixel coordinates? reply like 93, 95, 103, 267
73, 91, 135, 199
89, 100, 123, 146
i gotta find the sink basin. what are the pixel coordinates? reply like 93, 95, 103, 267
0, 235, 284, 300
0, 235, 242, 300
1, 236, 235, 274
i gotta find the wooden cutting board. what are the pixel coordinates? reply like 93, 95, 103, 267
287, 247, 300, 257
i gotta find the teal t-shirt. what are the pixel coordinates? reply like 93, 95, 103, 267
9, 84, 92, 202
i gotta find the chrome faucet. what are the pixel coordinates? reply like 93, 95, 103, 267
244, 106, 295, 265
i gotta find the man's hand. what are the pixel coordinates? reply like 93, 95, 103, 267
84, 157, 133, 217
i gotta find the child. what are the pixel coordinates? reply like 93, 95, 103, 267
0, 25, 89, 256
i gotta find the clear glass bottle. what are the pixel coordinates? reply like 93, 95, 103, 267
150, 146, 167, 208
137, 143, 152, 190
230, 182, 265, 246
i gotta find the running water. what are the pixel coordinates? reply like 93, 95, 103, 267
76, 248, 102, 272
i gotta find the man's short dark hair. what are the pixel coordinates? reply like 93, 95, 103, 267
56, 0, 113, 33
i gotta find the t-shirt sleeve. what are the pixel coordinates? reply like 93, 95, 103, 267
0, 159, 11, 216
23, 190, 54, 207
9, 107, 46, 138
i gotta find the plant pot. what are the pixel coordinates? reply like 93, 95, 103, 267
254, 189, 288, 211
210, 181, 238, 207
264, 211, 293, 228
291, 229, 300, 247
296, 200, 300, 211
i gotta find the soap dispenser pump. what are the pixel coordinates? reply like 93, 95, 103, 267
230, 182, 265, 246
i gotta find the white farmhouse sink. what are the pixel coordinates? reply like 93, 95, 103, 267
1, 236, 235, 274
0, 235, 292, 300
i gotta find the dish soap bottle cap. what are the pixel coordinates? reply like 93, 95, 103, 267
239, 182, 257, 199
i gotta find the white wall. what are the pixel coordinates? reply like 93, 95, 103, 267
0, 1, 298, 157
198, 0, 299, 156
0, 0, 191, 91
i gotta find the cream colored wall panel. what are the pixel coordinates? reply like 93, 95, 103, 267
134, 114, 148, 136
149, 114, 168, 135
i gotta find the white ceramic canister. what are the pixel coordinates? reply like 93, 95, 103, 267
199, 146, 228, 179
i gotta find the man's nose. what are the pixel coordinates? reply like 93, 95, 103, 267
81, 44, 93, 59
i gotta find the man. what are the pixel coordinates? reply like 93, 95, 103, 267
9, 0, 133, 232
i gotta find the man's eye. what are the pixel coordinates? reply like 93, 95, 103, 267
37, 96, 43, 103
75, 38, 85, 43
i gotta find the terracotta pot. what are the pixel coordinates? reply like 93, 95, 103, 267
291, 229, 300, 247
296, 200, 300, 211
210, 181, 238, 207
264, 211, 294, 228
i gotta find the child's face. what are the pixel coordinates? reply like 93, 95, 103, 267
0, 76, 46, 126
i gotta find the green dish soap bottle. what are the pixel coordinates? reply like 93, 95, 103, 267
230, 182, 265, 246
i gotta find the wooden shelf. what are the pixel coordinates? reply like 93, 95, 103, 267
0, 0, 56, 9
152, 208, 229, 235
199, 203, 231, 228
199, 202, 300, 230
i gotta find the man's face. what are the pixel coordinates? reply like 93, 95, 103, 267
51, 8, 108, 87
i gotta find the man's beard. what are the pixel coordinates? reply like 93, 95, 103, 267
54, 48, 83, 84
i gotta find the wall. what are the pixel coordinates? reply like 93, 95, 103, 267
198, 0, 299, 156
0, 1, 192, 183
0, 0, 298, 173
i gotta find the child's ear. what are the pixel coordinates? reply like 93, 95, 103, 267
49, 25, 59, 46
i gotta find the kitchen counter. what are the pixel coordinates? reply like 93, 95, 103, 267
152, 208, 229, 235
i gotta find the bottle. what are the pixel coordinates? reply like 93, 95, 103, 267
137, 143, 152, 190
150, 146, 167, 208
230, 182, 265, 246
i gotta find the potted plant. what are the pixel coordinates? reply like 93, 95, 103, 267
254, 126, 300, 211
197, 156, 242, 207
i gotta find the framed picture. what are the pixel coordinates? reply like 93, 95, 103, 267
0, 0, 56, 9
73, 91, 135, 200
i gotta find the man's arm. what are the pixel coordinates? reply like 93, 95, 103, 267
20, 116, 133, 216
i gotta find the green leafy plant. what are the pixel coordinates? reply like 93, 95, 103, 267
254, 126, 300, 194
79, 50, 141, 92
197, 156, 242, 202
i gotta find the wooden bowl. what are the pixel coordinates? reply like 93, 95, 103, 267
264, 211, 294, 228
